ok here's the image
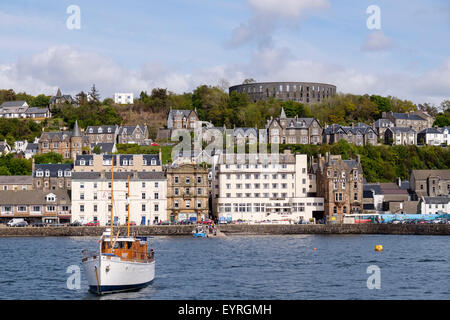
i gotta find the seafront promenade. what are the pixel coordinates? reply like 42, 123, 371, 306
0, 224, 450, 237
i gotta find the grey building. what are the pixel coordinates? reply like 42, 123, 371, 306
229, 82, 336, 104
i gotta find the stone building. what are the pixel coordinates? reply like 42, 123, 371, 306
38, 120, 83, 160
323, 123, 378, 146
84, 125, 119, 144
166, 163, 209, 223
167, 109, 199, 130
410, 169, 450, 198
0, 176, 33, 191
313, 153, 364, 223
118, 125, 148, 145
33, 163, 73, 191
382, 111, 432, 133
384, 127, 417, 145
49, 88, 74, 107
266, 108, 322, 145
229, 82, 336, 104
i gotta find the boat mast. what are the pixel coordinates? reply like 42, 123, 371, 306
110, 156, 114, 248
127, 174, 130, 237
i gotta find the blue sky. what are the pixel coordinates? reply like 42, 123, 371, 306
0, 0, 449, 105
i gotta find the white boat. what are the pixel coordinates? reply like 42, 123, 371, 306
81, 161, 155, 295
82, 230, 155, 294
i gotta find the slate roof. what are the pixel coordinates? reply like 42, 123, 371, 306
90, 143, 115, 153
418, 127, 442, 134
25, 107, 49, 114
411, 169, 450, 180
33, 164, 73, 177
390, 112, 425, 121
423, 196, 450, 204
0, 101, 28, 108
0, 189, 71, 205
0, 176, 33, 184
118, 125, 146, 135
387, 127, 416, 133
25, 143, 38, 152
85, 125, 118, 134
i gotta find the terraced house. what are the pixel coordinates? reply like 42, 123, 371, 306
84, 125, 119, 144
323, 123, 378, 146
167, 108, 199, 130
0, 189, 71, 224
267, 108, 322, 145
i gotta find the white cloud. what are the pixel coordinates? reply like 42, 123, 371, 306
227, 0, 330, 48
362, 30, 394, 52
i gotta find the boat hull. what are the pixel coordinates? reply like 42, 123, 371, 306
83, 254, 155, 295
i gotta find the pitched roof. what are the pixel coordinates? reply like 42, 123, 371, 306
0, 176, 33, 184
0, 189, 71, 205
423, 196, 450, 204
85, 125, 118, 134
390, 112, 426, 121
72, 171, 165, 180
411, 169, 450, 180
25, 107, 49, 114
33, 164, 73, 177
0, 101, 28, 108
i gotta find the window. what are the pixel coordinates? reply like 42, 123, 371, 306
93, 193, 97, 200
154, 204, 159, 211
197, 188, 202, 195
142, 193, 146, 199
186, 177, 190, 184
174, 201, 179, 208
185, 200, 190, 208
174, 176, 179, 184
197, 176, 202, 184
80, 193, 84, 200
79, 205, 84, 212
93, 205, 97, 212
46, 205, 56, 212
80, 182, 84, 189
197, 200, 202, 208
154, 193, 159, 199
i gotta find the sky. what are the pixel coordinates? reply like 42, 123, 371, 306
0, 0, 449, 105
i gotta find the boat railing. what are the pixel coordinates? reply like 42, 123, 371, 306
82, 249, 98, 261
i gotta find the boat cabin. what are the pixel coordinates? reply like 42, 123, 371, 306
101, 232, 153, 261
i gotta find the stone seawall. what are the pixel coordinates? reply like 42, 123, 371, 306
0, 224, 450, 237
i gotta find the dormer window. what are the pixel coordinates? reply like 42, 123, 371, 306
151, 159, 156, 165
108, 128, 111, 133
64, 170, 71, 177
123, 159, 128, 165
45, 170, 50, 177
46, 194, 56, 202
58, 170, 63, 177
36, 170, 43, 177
143, 159, 147, 165
98, 128, 103, 134
80, 160, 85, 165
89, 128, 93, 133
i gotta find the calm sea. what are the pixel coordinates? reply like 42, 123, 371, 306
0, 234, 449, 300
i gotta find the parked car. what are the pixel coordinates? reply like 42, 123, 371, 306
86, 221, 100, 227
158, 220, 172, 225
32, 222, 46, 227
151, 143, 160, 146
49, 223, 65, 227
14, 221, 28, 227
122, 221, 136, 226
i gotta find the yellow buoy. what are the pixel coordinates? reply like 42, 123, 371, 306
375, 245, 383, 252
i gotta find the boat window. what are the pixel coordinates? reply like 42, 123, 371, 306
113, 241, 125, 249
126, 242, 134, 249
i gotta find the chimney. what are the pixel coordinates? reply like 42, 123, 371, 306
397, 177, 401, 187
357, 154, 361, 164
32, 157, 35, 173
159, 148, 162, 164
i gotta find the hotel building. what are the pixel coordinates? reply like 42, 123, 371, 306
211, 151, 324, 223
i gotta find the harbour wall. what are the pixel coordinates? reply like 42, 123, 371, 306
0, 224, 450, 237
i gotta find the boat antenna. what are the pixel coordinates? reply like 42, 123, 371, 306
127, 174, 130, 237
110, 156, 114, 249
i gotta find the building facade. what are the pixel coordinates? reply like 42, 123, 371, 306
0, 176, 33, 191
211, 151, 324, 223
118, 125, 148, 145
229, 82, 336, 104
38, 121, 83, 160
166, 163, 209, 223
384, 127, 417, 145
167, 109, 199, 130
410, 169, 450, 198
114, 93, 134, 104
33, 163, 73, 191
0, 189, 71, 224
71, 171, 167, 226
84, 125, 119, 144
323, 123, 378, 146
314, 153, 364, 223
267, 108, 322, 145
73, 154, 162, 173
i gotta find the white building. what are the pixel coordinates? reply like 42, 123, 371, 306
114, 93, 134, 105
420, 196, 450, 214
417, 128, 445, 146
71, 171, 167, 226
211, 151, 324, 223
